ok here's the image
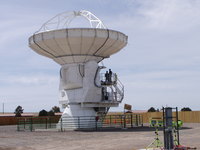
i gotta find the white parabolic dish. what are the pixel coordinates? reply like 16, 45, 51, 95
29, 28, 128, 65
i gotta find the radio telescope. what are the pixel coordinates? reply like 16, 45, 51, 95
29, 10, 128, 129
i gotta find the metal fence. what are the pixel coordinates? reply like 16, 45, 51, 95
17, 114, 143, 131
17, 116, 59, 131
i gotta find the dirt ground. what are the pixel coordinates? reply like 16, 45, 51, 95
0, 124, 199, 150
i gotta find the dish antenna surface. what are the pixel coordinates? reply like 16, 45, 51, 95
29, 10, 128, 129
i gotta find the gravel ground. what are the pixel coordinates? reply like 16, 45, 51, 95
0, 124, 199, 150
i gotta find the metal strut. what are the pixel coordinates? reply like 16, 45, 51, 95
35, 10, 106, 34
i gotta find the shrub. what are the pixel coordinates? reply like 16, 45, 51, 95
52, 106, 61, 113
38, 109, 56, 116
181, 107, 192, 111
14, 106, 24, 117
147, 107, 156, 112
48, 110, 55, 116
39, 109, 48, 116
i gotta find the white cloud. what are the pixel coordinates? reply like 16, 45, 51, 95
106, 0, 200, 33
0, 74, 59, 112
138, 0, 198, 29
0, 75, 58, 85
118, 68, 200, 110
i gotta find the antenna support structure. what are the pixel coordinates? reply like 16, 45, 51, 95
36, 10, 106, 34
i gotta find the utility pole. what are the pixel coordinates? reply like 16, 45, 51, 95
163, 107, 174, 149
2, 102, 4, 114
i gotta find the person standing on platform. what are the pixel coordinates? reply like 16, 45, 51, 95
108, 69, 112, 83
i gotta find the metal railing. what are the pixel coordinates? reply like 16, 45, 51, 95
17, 114, 143, 131
100, 73, 124, 102
17, 117, 59, 132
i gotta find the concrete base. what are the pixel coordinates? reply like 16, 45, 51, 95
57, 104, 98, 130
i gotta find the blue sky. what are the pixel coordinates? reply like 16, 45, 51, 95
0, 0, 200, 112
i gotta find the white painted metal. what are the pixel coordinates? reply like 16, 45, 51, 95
35, 10, 106, 34
29, 10, 128, 129
29, 28, 127, 65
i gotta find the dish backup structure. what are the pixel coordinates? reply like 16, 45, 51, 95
29, 10, 128, 129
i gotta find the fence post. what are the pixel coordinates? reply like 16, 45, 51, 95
95, 116, 99, 131
121, 115, 123, 128
30, 118, 33, 132
139, 114, 143, 126
40, 118, 42, 127
95, 117, 98, 131
60, 117, 63, 132
131, 114, 133, 128
78, 117, 80, 129
49, 117, 51, 128
24, 118, 26, 129
140, 114, 144, 127
17, 118, 20, 131
46, 118, 48, 129
123, 114, 126, 128
136, 114, 138, 126
110, 115, 112, 127
138, 114, 141, 126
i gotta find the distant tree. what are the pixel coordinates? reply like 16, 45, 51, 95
52, 106, 61, 113
148, 107, 156, 112
48, 110, 55, 116
39, 109, 48, 116
125, 110, 132, 113
181, 107, 192, 111
14, 106, 24, 117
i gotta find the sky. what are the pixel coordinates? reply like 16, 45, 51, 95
0, 0, 200, 113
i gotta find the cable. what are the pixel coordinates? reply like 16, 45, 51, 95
94, 66, 101, 88
78, 64, 84, 77
60, 68, 62, 78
